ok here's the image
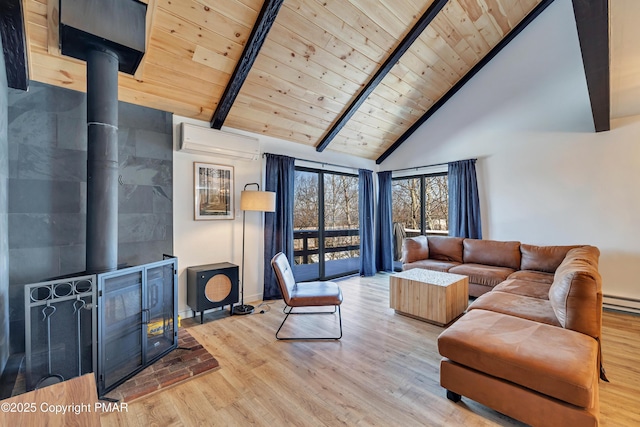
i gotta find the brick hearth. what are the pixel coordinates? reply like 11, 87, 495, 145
105, 329, 219, 402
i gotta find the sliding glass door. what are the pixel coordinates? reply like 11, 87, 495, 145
293, 167, 359, 281
293, 169, 320, 280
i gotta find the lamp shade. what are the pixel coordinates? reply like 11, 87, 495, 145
240, 190, 276, 212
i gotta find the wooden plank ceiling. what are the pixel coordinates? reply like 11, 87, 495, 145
23, 0, 544, 161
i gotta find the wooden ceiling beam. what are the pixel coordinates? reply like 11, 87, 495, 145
0, 0, 29, 90
210, 0, 284, 129
315, 0, 449, 153
376, 0, 556, 165
571, 0, 609, 132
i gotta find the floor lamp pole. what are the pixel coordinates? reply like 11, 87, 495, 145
233, 207, 254, 315
233, 183, 275, 315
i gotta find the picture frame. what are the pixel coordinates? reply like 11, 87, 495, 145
194, 162, 234, 220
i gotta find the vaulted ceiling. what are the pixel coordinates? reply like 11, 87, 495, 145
10, 0, 610, 163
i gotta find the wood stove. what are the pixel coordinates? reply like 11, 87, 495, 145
24, 257, 178, 397
21, 0, 177, 399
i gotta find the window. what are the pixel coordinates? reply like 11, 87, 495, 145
392, 172, 448, 238
293, 167, 360, 281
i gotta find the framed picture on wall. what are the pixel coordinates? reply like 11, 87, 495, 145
194, 162, 234, 220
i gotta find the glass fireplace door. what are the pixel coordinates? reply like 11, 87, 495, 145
145, 263, 176, 361
97, 257, 178, 396
99, 270, 143, 393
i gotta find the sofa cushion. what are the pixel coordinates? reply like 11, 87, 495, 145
549, 246, 602, 339
463, 239, 521, 270
561, 245, 600, 267
402, 235, 428, 263
428, 236, 464, 263
520, 244, 580, 273
469, 283, 493, 298
468, 291, 561, 327
448, 264, 514, 288
507, 270, 554, 284
403, 259, 460, 273
493, 278, 551, 300
438, 309, 598, 408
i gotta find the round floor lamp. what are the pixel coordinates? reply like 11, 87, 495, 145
233, 183, 276, 315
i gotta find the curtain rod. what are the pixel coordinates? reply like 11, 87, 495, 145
262, 152, 360, 173
390, 158, 477, 174
262, 153, 476, 174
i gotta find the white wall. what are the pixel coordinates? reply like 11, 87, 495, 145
172, 116, 375, 317
381, 0, 640, 300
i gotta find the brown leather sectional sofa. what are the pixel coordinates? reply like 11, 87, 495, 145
403, 236, 605, 426
402, 235, 580, 297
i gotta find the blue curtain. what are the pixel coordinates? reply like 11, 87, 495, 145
359, 169, 376, 276
448, 159, 482, 239
263, 154, 295, 300
375, 171, 394, 272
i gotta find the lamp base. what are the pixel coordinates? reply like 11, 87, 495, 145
232, 304, 255, 315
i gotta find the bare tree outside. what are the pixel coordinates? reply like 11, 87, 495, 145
424, 175, 448, 231
293, 170, 360, 270
293, 171, 448, 274
324, 173, 359, 260
391, 178, 421, 233
392, 174, 448, 236
294, 171, 319, 265
293, 171, 318, 229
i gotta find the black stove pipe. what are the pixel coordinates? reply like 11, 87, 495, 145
59, 0, 146, 272
86, 49, 119, 273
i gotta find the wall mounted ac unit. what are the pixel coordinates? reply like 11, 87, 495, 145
179, 123, 260, 161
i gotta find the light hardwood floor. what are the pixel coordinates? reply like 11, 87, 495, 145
101, 274, 640, 426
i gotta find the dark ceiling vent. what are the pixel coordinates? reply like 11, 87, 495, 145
59, 0, 146, 75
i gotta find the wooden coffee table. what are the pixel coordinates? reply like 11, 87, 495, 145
389, 269, 469, 325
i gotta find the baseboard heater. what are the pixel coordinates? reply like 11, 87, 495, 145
603, 294, 640, 315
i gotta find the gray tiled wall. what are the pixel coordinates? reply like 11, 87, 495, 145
0, 33, 10, 376
7, 81, 173, 353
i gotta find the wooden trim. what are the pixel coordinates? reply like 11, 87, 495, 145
376, 0, 557, 165
315, 0, 449, 153
210, 0, 285, 129
0, 0, 29, 90
134, 0, 157, 81
47, 0, 60, 56
571, 0, 610, 132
